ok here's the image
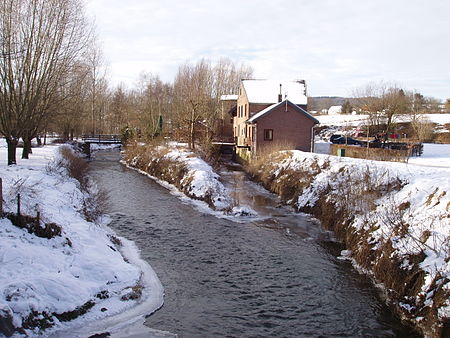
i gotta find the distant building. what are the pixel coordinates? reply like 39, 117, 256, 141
232, 79, 319, 161
327, 105, 342, 115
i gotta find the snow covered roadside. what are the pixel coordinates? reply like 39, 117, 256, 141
0, 143, 163, 336
250, 150, 449, 337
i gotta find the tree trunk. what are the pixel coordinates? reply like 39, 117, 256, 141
6, 138, 18, 165
22, 137, 32, 159
190, 119, 195, 150
36, 136, 42, 146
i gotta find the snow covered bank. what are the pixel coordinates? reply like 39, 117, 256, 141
123, 142, 244, 215
0, 144, 163, 336
248, 150, 449, 337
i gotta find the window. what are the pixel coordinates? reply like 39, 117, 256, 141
264, 129, 273, 141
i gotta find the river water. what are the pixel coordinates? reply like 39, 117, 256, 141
89, 150, 419, 338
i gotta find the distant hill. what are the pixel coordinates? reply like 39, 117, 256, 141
308, 96, 354, 111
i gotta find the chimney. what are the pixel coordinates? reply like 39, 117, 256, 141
278, 84, 282, 102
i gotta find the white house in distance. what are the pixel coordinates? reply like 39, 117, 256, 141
327, 105, 342, 115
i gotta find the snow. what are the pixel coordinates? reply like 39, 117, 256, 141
2, 135, 449, 335
247, 100, 318, 124
220, 94, 238, 101
327, 105, 342, 115
242, 79, 307, 105
314, 141, 450, 168
407, 143, 450, 167
161, 147, 233, 211
316, 113, 450, 127
125, 143, 263, 223
316, 113, 369, 126
270, 149, 450, 321
0, 141, 163, 336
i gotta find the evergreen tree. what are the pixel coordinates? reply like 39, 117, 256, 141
341, 100, 353, 114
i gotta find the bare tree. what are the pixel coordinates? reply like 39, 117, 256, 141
108, 84, 131, 134
0, 0, 91, 164
445, 99, 450, 112
132, 73, 173, 139
171, 58, 253, 149
353, 81, 410, 136
172, 59, 214, 149
86, 41, 108, 135
51, 61, 91, 140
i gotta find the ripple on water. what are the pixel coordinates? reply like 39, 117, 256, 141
89, 151, 421, 338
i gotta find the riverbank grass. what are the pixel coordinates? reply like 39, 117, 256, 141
123, 141, 234, 212
246, 149, 449, 337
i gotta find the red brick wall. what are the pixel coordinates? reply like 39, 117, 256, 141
255, 104, 315, 152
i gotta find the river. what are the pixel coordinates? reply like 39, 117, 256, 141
89, 150, 420, 338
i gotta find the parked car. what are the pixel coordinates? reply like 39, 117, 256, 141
329, 134, 343, 143
330, 135, 363, 146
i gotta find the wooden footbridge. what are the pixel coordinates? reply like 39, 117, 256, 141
81, 134, 122, 157
82, 134, 122, 144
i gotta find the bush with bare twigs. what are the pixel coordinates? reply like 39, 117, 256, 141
248, 150, 449, 337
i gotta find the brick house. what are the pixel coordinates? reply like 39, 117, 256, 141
233, 79, 319, 159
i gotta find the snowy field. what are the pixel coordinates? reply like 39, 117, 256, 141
315, 113, 450, 168
315, 141, 450, 168
316, 113, 450, 127
408, 143, 450, 167
0, 141, 165, 337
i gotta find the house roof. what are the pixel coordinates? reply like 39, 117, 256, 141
247, 99, 319, 124
242, 79, 307, 105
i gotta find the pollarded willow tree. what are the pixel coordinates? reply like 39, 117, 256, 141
0, 0, 91, 164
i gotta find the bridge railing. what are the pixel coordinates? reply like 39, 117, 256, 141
81, 134, 122, 143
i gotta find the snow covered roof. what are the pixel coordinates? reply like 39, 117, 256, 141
220, 94, 238, 101
328, 105, 342, 115
247, 99, 319, 124
242, 79, 307, 105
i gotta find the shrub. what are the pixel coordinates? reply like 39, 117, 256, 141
5, 213, 61, 239
436, 132, 450, 144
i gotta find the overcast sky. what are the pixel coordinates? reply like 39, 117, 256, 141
85, 0, 449, 100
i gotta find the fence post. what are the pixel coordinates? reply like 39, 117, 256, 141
0, 178, 2, 217
17, 193, 21, 216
